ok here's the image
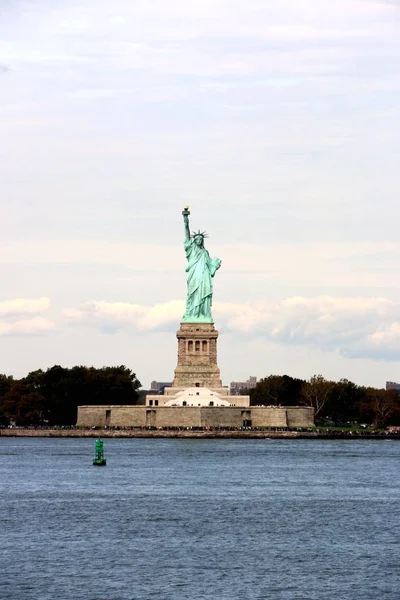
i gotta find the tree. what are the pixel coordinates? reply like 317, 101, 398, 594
1, 381, 45, 426
250, 374, 304, 406
0, 374, 14, 398
25, 365, 142, 425
301, 374, 334, 418
0, 374, 15, 425
326, 378, 364, 423
362, 387, 399, 428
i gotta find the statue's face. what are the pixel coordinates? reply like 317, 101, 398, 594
194, 236, 203, 247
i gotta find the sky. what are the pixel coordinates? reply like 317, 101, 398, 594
1, 0, 400, 389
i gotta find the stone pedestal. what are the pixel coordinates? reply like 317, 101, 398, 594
172, 322, 222, 388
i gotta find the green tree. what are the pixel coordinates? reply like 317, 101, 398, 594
1, 381, 45, 426
250, 374, 304, 406
0, 374, 14, 397
326, 378, 365, 423
0, 374, 15, 425
28, 365, 142, 425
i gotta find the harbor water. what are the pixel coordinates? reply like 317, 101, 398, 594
1, 438, 399, 599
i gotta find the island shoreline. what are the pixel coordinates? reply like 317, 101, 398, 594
1, 428, 399, 440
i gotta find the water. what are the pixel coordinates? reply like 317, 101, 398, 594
0, 438, 399, 600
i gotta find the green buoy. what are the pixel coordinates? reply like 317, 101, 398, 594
93, 439, 106, 466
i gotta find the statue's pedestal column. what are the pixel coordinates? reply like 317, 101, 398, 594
172, 322, 222, 388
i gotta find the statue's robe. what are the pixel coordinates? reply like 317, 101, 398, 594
183, 239, 217, 321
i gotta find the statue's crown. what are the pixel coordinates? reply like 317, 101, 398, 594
192, 230, 208, 239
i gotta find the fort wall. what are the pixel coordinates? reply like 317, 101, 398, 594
77, 405, 315, 428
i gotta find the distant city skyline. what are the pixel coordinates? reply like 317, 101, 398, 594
230, 376, 258, 394
150, 381, 173, 392
150, 376, 258, 393
1, 0, 400, 389
386, 381, 400, 392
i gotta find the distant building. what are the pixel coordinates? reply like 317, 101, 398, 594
386, 381, 400, 391
150, 381, 172, 392
230, 376, 258, 395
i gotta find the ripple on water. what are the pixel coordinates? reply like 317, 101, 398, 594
0, 438, 399, 600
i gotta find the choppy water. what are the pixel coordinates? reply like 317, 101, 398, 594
0, 438, 399, 600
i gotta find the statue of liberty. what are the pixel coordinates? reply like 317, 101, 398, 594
182, 206, 222, 323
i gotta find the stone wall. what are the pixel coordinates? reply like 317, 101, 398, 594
172, 323, 222, 388
77, 406, 109, 427
110, 407, 147, 427
77, 405, 314, 428
200, 407, 242, 428
286, 407, 315, 428
251, 407, 288, 428
150, 407, 202, 428
3, 428, 399, 439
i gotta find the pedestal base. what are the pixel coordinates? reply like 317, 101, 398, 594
172, 322, 222, 388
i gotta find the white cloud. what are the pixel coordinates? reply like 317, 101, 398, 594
0, 297, 54, 337
2, 0, 396, 81
64, 295, 400, 360
0, 316, 54, 337
0, 297, 50, 317
64, 300, 184, 331
1, 0, 400, 385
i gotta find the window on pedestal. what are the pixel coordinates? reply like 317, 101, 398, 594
195, 341, 200, 352
188, 340, 193, 352
202, 340, 208, 353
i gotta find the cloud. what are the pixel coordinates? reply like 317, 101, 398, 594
1, 0, 400, 385
0, 297, 50, 317
0, 316, 54, 337
2, 0, 396, 82
0, 297, 54, 337
64, 300, 183, 332
64, 295, 400, 360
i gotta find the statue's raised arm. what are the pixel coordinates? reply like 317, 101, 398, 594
182, 205, 191, 242
181, 206, 222, 324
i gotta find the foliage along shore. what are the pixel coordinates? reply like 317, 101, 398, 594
1, 365, 399, 428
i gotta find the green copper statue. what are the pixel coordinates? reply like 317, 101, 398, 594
182, 206, 222, 323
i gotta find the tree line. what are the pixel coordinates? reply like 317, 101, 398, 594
0, 365, 141, 426
1, 367, 399, 428
248, 374, 400, 427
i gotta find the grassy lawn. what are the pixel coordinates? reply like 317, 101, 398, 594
315, 424, 378, 432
